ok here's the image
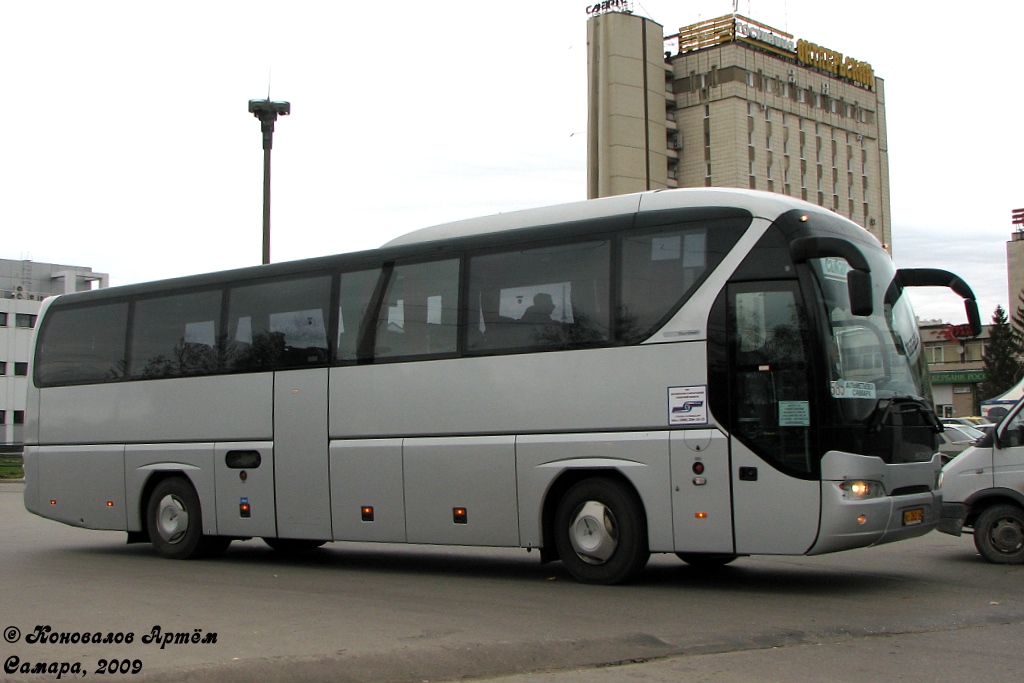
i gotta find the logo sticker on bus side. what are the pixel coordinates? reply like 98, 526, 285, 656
668, 386, 708, 426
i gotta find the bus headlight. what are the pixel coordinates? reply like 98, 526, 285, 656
837, 480, 884, 499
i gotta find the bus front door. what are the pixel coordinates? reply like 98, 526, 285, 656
726, 282, 821, 555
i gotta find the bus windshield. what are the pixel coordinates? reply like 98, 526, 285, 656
808, 250, 939, 462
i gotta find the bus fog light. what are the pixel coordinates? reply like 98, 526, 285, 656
837, 480, 884, 499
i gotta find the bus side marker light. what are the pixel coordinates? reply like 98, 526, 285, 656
50, 500, 57, 506
695, 512, 708, 519
361, 506, 374, 522
453, 507, 468, 524
106, 501, 114, 507
857, 515, 867, 525
239, 498, 251, 518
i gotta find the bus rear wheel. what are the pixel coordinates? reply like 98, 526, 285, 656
973, 504, 1024, 564
146, 477, 229, 560
554, 477, 649, 585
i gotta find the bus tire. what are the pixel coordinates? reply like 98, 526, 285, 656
263, 538, 327, 553
146, 477, 227, 560
554, 477, 649, 585
676, 552, 738, 568
973, 503, 1024, 564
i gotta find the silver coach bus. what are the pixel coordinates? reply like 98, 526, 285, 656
23, 188, 980, 584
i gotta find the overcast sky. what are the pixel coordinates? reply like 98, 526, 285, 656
2, 1, 1020, 326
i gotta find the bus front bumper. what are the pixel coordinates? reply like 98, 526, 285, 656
808, 483, 940, 555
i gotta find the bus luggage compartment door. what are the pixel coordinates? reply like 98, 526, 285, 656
274, 369, 331, 541
670, 430, 734, 553
214, 442, 275, 538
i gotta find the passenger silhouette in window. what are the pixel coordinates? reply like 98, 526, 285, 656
520, 293, 556, 324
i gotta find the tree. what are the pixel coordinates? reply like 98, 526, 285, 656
979, 305, 1023, 402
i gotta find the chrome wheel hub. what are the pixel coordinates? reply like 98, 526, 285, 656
156, 494, 189, 545
569, 501, 618, 565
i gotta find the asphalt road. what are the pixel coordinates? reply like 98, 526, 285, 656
1, 480, 1022, 683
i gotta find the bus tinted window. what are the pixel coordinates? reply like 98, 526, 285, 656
467, 240, 610, 353
374, 259, 459, 359
226, 275, 331, 371
35, 303, 128, 386
618, 220, 742, 342
130, 290, 222, 379
336, 268, 382, 362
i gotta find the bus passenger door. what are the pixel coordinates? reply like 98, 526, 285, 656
726, 282, 820, 555
273, 368, 331, 540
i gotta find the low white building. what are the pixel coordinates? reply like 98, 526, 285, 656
1, 259, 108, 451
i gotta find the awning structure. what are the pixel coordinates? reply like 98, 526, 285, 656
980, 376, 1024, 419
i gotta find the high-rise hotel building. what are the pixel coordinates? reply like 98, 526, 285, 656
587, 8, 891, 249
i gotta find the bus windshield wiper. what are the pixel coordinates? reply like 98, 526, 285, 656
867, 396, 942, 434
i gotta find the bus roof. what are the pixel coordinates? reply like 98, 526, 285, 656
383, 187, 834, 248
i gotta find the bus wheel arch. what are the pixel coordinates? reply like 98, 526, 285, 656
547, 472, 649, 584
144, 474, 229, 560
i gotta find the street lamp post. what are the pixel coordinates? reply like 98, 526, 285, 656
248, 98, 290, 265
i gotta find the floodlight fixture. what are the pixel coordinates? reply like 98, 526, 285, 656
248, 98, 291, 264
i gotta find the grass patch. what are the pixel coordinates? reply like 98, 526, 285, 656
0, 454, 24, 479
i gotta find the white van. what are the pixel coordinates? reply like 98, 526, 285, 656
938, 399, 1024, 563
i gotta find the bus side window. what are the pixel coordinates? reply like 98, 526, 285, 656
34, 302, 129, 386
373, 259, 459, 360
466, 240, 610, 353
617, 217, 747, 344
336, 268, 382, 362
129, 290, 221, 379
226, 275, 331, 372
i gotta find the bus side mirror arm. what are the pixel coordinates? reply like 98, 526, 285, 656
896, 268, 982, 337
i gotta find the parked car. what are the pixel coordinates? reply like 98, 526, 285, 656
942, 417, 992, 429
939, 404, 1024, 564
937, 424, 985, 464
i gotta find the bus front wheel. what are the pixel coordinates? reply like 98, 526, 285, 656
553, 477, 649, 585
973, 503, 1024, 564
146, 477, 229, 560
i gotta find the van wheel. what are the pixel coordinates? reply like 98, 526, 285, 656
973, 504, 1024, 564
554, 478, 649, 585
146, 477, 229, 559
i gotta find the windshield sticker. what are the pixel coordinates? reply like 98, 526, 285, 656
668, 385, 708, 426
778, 401, 810, 426
830, 379, 877, 400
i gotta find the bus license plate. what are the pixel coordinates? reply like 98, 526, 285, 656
903, 508, 924, 526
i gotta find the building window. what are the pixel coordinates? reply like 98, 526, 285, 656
930, 346, 944, 363
15, 314, 36, 329
746, 72, 755, 87
14, 362, 28, 376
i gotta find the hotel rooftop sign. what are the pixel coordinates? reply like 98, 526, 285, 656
674, 14, 875, 89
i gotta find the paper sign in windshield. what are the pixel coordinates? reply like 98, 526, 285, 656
779, 400, 810, 426
669, 386, 708, 425
830, 379, 876, 400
